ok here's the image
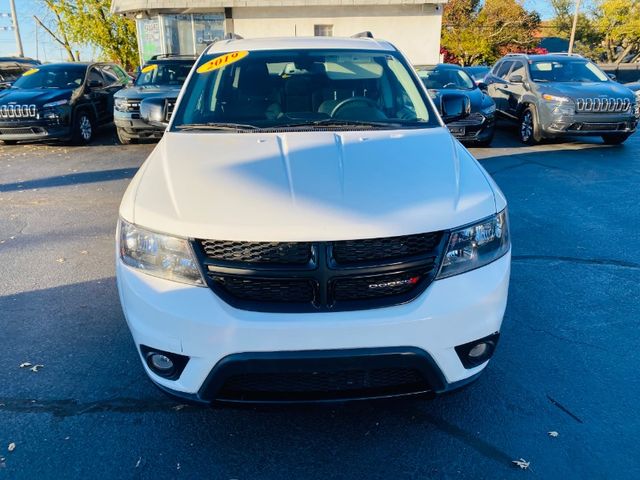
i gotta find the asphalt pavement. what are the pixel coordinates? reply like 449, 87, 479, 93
1, 125, 639, 479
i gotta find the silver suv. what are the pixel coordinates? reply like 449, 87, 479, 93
484, 53, 638, 145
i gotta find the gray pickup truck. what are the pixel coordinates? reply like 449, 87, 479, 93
113, 54, 195, 144
484, 53, 638, 145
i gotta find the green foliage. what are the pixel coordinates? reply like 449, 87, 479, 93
42, 0, 139, 70
549, 0, 640, 63
441, 0, 541, 65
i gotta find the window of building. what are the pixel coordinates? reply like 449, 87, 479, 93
314, 25, 333, 37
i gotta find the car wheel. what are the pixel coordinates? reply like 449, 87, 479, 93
519, 106, 542, 145
117, 127, 137, 145
72, 111, 94, 145
601, 133, 631, 145
1, 140, 18, 145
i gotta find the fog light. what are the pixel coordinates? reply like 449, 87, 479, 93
455, 333, 500, 369
149, 353, 174, 373
468, 342, 489, 358
140, 345, 189, 380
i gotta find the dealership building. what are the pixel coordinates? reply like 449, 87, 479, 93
110, 0, 446, 65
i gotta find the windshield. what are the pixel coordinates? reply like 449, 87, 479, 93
171, 49, 437, 130
417, 68, 475, 90
12, 65, 87, 89
530, 60, 609, 83
135, 61, 194, 86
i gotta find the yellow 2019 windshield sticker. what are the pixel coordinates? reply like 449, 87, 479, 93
23, 68, 39, 76
140, 64, 157, 73
197, 51, 249, 74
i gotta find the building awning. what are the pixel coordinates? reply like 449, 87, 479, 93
111, 0, 446, 14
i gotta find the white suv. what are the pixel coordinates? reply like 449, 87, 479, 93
116, 35, 511, 404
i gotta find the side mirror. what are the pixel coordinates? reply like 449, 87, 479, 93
477, 81, 488, 92
440, 94, 470, 123
607, 73, 617, 81
140, 97, 169, 128
88, 79, 104, 89
508, 74, 524, 84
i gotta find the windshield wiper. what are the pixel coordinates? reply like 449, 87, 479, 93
273, 119, 409, 130
175, 122, 260, 132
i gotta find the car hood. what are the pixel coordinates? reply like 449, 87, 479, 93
124, 127, 499, 241
114, 85, 182, 99
0, 87, 74, 105
429, 87, 489, 112
539, 81, 635, 100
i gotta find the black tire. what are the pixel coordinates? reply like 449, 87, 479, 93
1, 140, 18, 145
519, 106, 543, 145
116, 127, 137, 145
601, 133, 631, 145
71, 110, 94, 145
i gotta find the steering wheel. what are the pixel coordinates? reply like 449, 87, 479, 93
442, 82, 457, 89
330, 97, 379, 117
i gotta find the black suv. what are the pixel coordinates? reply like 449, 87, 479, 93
114, 54, 196, 144
0, 62, 130, 145
485, 53, 638, 145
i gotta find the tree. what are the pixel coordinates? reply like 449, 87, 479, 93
548, 0, 602, 58
41, 0, 139, 70
35, 0, 78, 61
593, 0, 640, 63
441, 0, 541, 65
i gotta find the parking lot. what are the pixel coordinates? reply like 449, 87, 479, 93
1, 126, 639, 479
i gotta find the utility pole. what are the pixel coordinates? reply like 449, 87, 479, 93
568, 0, 582, 55
9, 0, 23, 57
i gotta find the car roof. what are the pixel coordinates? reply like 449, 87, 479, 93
415, 64, 465, 72
204, 36, 396, 55
502, 53, 589, 63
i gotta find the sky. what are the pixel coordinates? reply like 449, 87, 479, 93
0, 0, 561, 62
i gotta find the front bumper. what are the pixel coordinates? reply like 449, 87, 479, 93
538, 105, 637, 136
447, 113, 495, 143
0, 120, 71, 141
116, 251, 511, 404
114, 111, 163, 138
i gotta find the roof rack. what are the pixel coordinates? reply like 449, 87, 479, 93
549, 52, 584, 57
352, 31, 374, 39
504, 53, 529, 57
224, 33, 244, 40
150, 53, 197, 60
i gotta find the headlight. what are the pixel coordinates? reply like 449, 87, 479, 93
542, 93, 572, 103
42, 99, 69, 108
118, 219, 204, 286
552, 104, 575, 116
114, 98, 128, 112
481, 103, 496, 115
437, 210, 510, 279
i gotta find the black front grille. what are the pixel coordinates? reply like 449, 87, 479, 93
332, 268, 431, 301
200, 240, 312, 265
0, 126, 46, 136
218, 367, 429, 401
332, 232, 441, 265
194, 232, 447, 313
209, 275, 315, 303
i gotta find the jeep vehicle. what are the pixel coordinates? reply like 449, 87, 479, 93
417, 64, 496, 146
485, 53, 638, 145
0, 62, 129, 145
114, 54, 196, 144
116, 35, 511, 405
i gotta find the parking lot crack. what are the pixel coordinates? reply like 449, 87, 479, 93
0, 397, 181, 417
513, 255, 640, 270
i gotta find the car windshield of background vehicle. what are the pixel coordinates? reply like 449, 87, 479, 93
418, 68, 476, 90
135, 62, 194, 86
11, 65, 87, 89
529, 60, 609, 83
172, 49, 438, 130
